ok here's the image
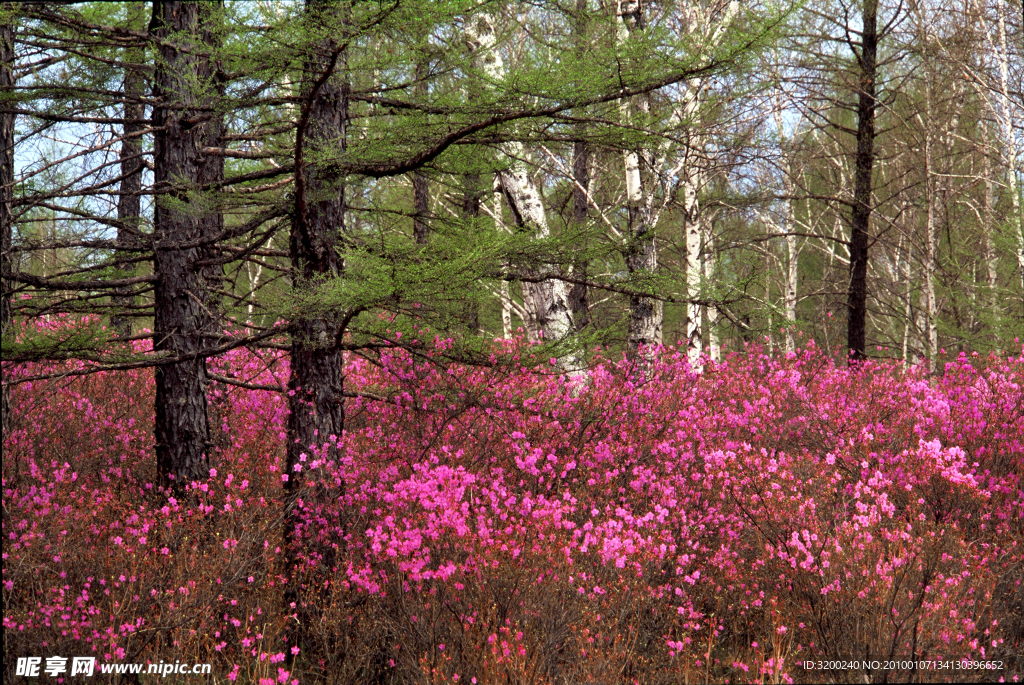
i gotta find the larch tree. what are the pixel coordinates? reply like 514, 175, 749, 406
150, 0, 225, 486
285, 0, 350, 486
1, 3, 14, 437
845, 0, 881, 363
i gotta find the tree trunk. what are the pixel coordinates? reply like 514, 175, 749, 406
497, 165, 579, 355
286, 0, 349, 488
772, 101, 799, 355
1, 9, 15, 439
569, 136, 591, 332
785, 215, 799, 353
492, 187, 514, 338
413, 172, 429, 244
460, 173, 483, 333
846, 0, 878, 364
412, 60, 429, 245
568, 0, 590, 333
923, 122, 938, 373
900, 234, 913, 363
983, 128, 998, 302
618, 0, 662, 362
683, 154, 703, 368
151, 0, 221, 487
112, 3, 147, 339
467, 11, 582, 375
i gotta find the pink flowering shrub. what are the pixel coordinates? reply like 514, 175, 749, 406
3, 331, 1022, 683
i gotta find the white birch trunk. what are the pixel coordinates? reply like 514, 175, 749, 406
923, 123, 938, 373
785, 219, 798, 353
246, 260, 262, 325
467, 13, 582, 374
771, 90, 799, 353
983, 130, 999, 299
678, 1, 738, 370
683, 165, 703, 368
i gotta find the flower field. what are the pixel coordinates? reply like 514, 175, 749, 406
3, 338, 1023, 684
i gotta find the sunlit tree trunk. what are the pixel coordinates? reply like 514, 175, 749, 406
682, 132, 704, 368
245, 260, 262, 325
467, 11, 583, 375
900, 235, 913, 363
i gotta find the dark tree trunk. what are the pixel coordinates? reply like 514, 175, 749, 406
413, 172, 429, 244
568, 0, 591, 333
112, 4, 147, 338
1, 10, 15, 439
460, 172, 483, 333
846, 0, 877, 364
412, 60, 430, 245
286, 0, 349, 489
150, 0, 220, 487
569, 137, 590, 331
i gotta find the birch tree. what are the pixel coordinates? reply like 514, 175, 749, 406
674, 0, 739, 368
465, 10, 584, 375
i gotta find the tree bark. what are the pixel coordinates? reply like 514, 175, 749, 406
412, 60, 429, 245
286, 0, 349, 489
682, 136, 703, 368
151, 0, 221, 487
467, 11, 583, 375
568, 0, 590, 334
983, 127, 998, 303
460, 173, 483, 333
618, 0, 662, 362
1, 8, 15, 439
413, 172, 429, 244
569, 136, 590, 332
846, 0, 878, 364
923, 121, 938, 372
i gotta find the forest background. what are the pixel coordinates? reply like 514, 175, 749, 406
2, 0, 1023, 683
